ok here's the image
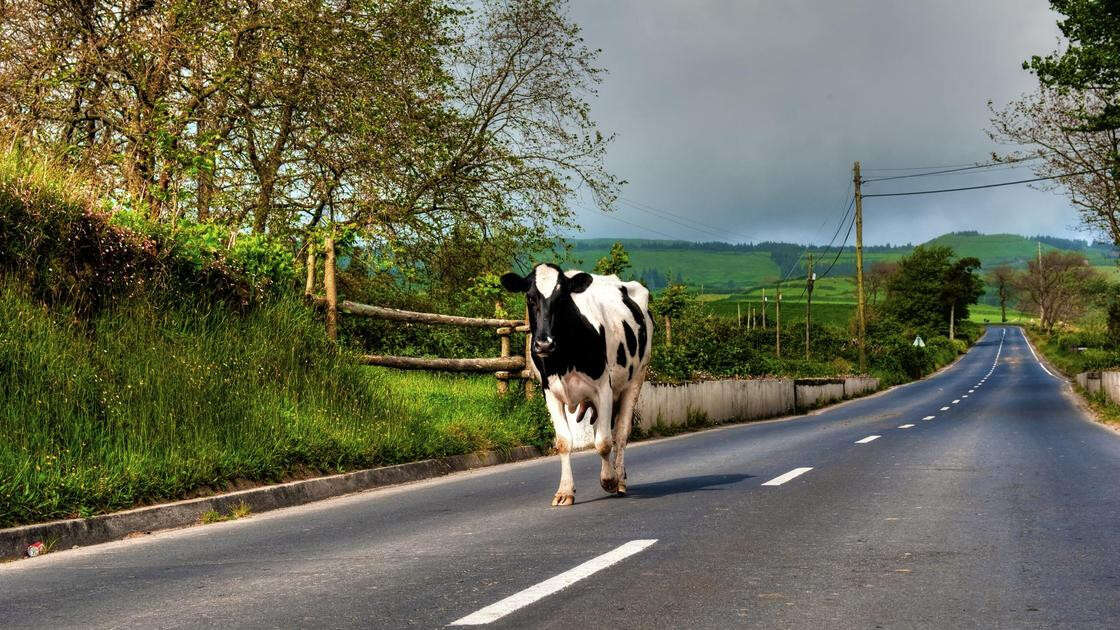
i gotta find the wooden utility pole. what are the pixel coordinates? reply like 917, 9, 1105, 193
805, 253, 814, 360
761, 289, 767, 329
775, 285, 782, 358
854, 161, 867, 373
737, 302, 741, 327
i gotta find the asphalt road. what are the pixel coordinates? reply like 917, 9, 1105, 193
3, 326, 1119, 629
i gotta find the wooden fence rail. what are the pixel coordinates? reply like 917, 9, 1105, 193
306, 237, 535, 397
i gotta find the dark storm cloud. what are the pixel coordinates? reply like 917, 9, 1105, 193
566, 1, 1082, 245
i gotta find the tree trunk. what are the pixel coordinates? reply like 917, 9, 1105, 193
949, 302, 955, 341
665, 315, 672, 347
1000, 296, 1007, 323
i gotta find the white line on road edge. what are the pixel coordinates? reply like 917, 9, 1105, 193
761, 467, 814, 486
898, 424, 914, 429
940, 406, 950, 411
923, 415, 935, 420
1020, 327, 1058, 378
855, 435, 881, 444
449, 539, 657, 625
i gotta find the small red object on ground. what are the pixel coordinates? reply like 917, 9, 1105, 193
26, 541, 44, 557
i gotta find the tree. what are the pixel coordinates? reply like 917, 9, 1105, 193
865, 260, 899, 305
1014, 250, 1103, 332
990, 1, 1120, 245
986, 265, 1018, 323
593, 241, 631, 276
881, 245, 982, 335
939, 256, 984, 340
651, 283, 694, 347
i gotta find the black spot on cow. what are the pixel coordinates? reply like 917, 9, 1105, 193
623, 320, 637, 356
620, 287, 649, 359
616, 342, 628, 367
628, 364, 634, 380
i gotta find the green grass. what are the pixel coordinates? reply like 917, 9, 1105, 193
0, 283, 549, 528
701, 295, 857, 328
966, 303, 1036, 325
554, 246, 780, 291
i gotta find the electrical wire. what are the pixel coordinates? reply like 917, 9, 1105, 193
861, 158, 1043, 183
862, 169, 1099, 198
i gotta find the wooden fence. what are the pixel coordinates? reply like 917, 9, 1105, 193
305, 236, 535, 397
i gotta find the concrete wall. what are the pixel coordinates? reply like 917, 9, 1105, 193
794, 379, 846, 410
634, 376, 879, 432
1080, 370, 1120, 402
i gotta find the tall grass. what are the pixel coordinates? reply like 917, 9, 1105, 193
0, 282, 549, 528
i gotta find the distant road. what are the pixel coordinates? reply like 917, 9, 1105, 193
3, 327, 1119, 628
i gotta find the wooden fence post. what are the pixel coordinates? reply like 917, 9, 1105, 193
497, 329, 511, 395
324, 235, 338, 341
524, 304, 535, 399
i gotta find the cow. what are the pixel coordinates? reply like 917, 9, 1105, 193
501, 263, 654, 506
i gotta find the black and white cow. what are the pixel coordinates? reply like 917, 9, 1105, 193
501, 263, 654, 506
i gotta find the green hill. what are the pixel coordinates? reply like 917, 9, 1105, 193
558, 233, 1117, 296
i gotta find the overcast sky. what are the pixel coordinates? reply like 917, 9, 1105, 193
564, 1, 1085, 246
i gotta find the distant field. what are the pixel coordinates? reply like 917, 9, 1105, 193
557, 233, 1116, 296
967, 303, 1036, 325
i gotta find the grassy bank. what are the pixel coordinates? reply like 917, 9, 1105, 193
0, 282, 548, 528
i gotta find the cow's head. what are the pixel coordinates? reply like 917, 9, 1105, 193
501, 264, 593, 358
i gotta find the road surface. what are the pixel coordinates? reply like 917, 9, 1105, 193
3, 326, 1119, 628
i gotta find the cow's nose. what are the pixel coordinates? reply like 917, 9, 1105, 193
534, 339, 555, 355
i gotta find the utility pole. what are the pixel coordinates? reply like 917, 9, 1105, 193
761, 289, 767, 329
737, 302, 741, 328
854, 161, 867, 373
805, 253, 815, 361
775, 284, 782, 358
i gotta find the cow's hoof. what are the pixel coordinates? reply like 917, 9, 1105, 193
600, 476, 619, 494
616, 482, 627, 496
551, 492, 574, 506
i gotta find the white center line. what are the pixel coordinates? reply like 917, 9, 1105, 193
449, 539, 658, 625
855, 435, 881, 444
898, 424, 915, 429
968, 390, 974, 393
922, 415, 935, 420
762, 467, 814, 486
940, 406, 950, 411
952, 399, 960, 404
962, 395, 968, 398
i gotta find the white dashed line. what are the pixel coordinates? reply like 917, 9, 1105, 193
968, 390, 974, 393
962, 395, 968, 398
855, 435, 881, 444
952, 399, 960, 404
898, 424, 915, 429
922, 415, 935, 420
449, 539, 658, 625
762, 467, 814, 486
940, 406, 950, 411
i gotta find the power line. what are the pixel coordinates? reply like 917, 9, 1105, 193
861, 158, 1042, 183
818, 214, 856, 280
862, 153, 1050, 173
620, 197, 756, 242
579, 206, 682, 240
862, 169, 1098, 198
616, 198, 743, 241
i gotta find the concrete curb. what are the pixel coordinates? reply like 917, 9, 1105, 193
1, 445, 543, 560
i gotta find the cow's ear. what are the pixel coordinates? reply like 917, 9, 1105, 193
568, 272, 593, 294
500, 272, 530, 293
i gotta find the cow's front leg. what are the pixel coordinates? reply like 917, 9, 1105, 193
546, 392, 575, 506
594, 391, 619, 494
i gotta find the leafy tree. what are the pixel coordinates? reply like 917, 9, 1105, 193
865, 260, 899, 305
939, 256, 984, 340
1014, 250, 1104, 332
881, 245, 982, 335
986, 265, 1018, 323
991, 1, 1120, 245
593, 241, 631, 276
651, 283, 695, 347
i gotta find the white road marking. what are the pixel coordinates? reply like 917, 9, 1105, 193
1021, 328, 1058, 378
762, 467, 814, 486
962, 395, 968, 398
922, 415, 935, 420
855, 435, 881, 444
449, 539, 657, 625
952, 399, 960, 404
898, 424, 914, 429
940, 406, 950, 411
968, 389, 974, 393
